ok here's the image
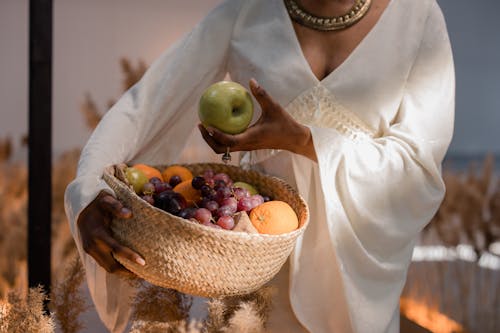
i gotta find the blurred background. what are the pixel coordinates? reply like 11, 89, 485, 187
0, 0, 498, 332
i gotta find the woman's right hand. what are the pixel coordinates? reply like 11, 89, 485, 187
77, 191, 146, 277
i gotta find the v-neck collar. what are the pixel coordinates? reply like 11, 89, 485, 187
279, 0, 396, 85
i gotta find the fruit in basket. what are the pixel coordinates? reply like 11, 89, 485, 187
155, 190, 187, 215
233, 181, 258, 195
133, 164, 163, 181
191, 176, 206, 190
169, 175, 183, 187
250, 201, 298, 235
216, 205, 235, 218
233, 187, 250, 200
194, 208, 212, 224
155, 181, 172, 193
125, 167, 149, 194
213, 173, 232, 186
220, 197, 237, 212
141, 194, 155, 205
215, 187, 232, 203
202, 200, 219, 213
217, 215, 235, 230
162, 165, 193, 184
173, 180, 202, 205
237, 197, 253, 212
142, 182, 155, 195
128, 165, 290, 235
198, 81, 254, 134
178, 207, 197, 219
250, 194, 265, 207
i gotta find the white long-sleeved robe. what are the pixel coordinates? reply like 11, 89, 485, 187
64, 0, 455, 332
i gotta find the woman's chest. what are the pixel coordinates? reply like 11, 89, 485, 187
290, 0, 392, 82
227, 0, 422, 131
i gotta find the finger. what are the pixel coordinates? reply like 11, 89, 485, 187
198, 124, 227, 154
91, 251, 135, 278
87, 246, 126, 273
249, 78, 279, 113
98, 194, 132, 219
204, 126, 238, 148
98, 233, 146, 266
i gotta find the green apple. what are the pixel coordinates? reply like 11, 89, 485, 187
233, 181, 259, 195
199, 81, 253, 134
125, 167, 149, 194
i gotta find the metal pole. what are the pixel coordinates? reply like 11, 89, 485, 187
28, 0, 53, 296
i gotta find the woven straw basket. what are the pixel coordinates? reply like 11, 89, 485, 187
102, 163, 309, 298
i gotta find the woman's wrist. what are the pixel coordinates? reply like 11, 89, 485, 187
286, 123, 318, 162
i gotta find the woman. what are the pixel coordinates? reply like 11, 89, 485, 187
65, 0, 455, 332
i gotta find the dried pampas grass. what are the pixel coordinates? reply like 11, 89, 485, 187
51, 256, 88, 333
222, 301, 264, 333
131, 282, 193, 324
0, 286, 54, 333
205, 286, 275, 333
0, 301, 11, 332
81, 57, 147, 132
0, 161, 28, 299
130, 319, 203, 333
128, 285, 274, 333
428, 154, 499, 254
0, 137, 12, 163
0, 144, 80, 300
119, 58, 147, 92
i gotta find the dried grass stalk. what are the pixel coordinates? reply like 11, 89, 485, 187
0, 137, 12, 163
0, 162, 28, 299
120, 58, 147, 91
205, 286, 275, 333
131, 282, 193, 324
222, 301, 265, 333
205, 298, 226, 333
51, 256, 88, 333
51, 149, 80, 281
0, 301, 12, 333
428, 154, 499, 253
80, 94, 102, 130
130, 319, 203, 333
1, 286, 54, 333
82, 57, 147, 131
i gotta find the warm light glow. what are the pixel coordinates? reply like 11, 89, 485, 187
400, 298, 465, 333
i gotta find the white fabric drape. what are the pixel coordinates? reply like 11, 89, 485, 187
65, 0, 455, 332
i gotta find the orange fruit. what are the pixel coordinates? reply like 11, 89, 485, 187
173, 179, 201, 205
250, 201, 298, 235
162, 165, 193, 183
133, 164, 163, 181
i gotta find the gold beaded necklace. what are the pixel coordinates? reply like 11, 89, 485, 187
284, 0, 372, 31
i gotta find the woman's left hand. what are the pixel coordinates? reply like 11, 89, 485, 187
198, 79, 317, 161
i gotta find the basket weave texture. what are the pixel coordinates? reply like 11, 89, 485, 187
103, 163, 309, 297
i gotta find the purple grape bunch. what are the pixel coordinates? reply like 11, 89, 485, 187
138, 168, 270, 231
188, 170, 269, 230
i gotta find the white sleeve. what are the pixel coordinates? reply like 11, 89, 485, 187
308, 2, 454, 331
63, 1, 243, 331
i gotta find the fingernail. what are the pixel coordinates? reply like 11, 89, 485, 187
251, 78, 259, 88
136, 257, 146, 266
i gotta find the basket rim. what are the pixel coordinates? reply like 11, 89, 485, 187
103, 162, 309, 239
